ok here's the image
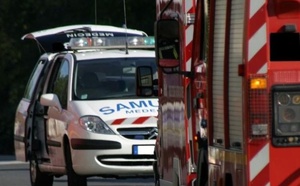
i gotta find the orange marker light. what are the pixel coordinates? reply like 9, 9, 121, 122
250, 78, 267, 89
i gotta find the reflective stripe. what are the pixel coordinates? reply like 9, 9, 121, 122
250, 143, 269, 181
110, 116, 157, 125
250, 0, 265, 18
257, 62, 267, 74
185, 0, 193, 14
248, 23, 267, 61
185, 25, 194, 48
248, 0, 269, 184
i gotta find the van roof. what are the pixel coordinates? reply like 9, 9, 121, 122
22, 24, 148, 53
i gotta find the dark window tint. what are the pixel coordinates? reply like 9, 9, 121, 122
53, 60, 69, 109
270, 33, 300, 61
23, 60, 46, 100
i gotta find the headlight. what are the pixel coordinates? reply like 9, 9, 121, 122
79, 116, 115, 134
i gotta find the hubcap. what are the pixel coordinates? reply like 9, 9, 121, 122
30, 159, 37, 183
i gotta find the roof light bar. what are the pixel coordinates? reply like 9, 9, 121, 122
66, 36, 155, 50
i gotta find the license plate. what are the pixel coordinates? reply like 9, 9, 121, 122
132, 145, 154, 155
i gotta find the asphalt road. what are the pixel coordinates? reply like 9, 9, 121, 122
0, 155, 155, 186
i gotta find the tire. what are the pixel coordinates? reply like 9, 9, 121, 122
65, 142, 87, 186
29, 155, 53, 186
153, 161, 160, 186
196, 139, 208, 186
174, 174, 179, 186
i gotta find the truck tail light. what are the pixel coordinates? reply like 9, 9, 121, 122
249, 75, 269, 138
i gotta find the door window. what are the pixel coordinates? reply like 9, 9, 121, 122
48, 58, 69, 109
24, 60, 46, 100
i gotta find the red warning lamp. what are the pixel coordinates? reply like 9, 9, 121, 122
273, 0, 300, 18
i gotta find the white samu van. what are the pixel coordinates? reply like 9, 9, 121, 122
13, 24, 158, 186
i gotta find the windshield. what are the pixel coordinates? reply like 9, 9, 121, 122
73, 57, 157, 100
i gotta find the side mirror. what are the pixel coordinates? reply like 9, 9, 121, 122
136, 66, 154, 96
155, 19, 180, 68
40, 93, 62, 113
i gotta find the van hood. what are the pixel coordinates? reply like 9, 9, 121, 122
71, 98, 158, 125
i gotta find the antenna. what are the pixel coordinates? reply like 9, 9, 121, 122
95, 0, 97, 24
123, 0, 128, 54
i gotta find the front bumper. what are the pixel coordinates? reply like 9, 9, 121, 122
70, 138, 155, 177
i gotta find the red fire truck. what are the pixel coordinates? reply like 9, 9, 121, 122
137, 0, 200, 185
137, 0, 300, 185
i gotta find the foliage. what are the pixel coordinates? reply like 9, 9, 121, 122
0, 0, 155, 154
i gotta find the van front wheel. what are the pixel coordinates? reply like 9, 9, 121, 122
29, 155, 53, 186
65, 142, 87, 186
